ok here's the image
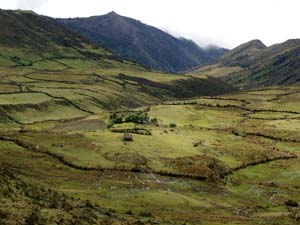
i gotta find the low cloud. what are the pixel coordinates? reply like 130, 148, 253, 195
16, 0, 48, 10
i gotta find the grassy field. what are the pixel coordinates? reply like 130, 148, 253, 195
1, 81, 300, 224
188, 63, 243, 78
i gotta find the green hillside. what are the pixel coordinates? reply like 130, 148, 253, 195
0, 9, 113, 62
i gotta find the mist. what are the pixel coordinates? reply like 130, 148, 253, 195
16, 0, 48, 10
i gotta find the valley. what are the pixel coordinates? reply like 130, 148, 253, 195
1, 8, 300, 225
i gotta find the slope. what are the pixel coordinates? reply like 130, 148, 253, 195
224, 39, 300, 88
190, 39, 300, 89
0, 9, 113, 62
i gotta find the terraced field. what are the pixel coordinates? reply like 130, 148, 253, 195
1, 83, 300, 224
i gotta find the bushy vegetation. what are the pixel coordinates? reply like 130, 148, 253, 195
169, 123, 177, 128
124, 113, 150, 124
108, 112, 157, 128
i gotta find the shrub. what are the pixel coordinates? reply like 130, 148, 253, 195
139, 211, 152, 217
109, 112, 151, 126
150, 117, 158, 126
169, 123, 177, 128
126, 113, 150, 124
112, 117, 123, 124
285, 199, 299, 207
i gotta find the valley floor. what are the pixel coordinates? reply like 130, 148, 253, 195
1, 74, 300, 224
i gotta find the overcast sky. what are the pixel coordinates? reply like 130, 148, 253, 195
1, 0, 299, 49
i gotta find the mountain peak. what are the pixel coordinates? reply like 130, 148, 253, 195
244, 39, 267, 49
106, 11, 120, 17
58, 12, 225, 72
220, 39, 267, 67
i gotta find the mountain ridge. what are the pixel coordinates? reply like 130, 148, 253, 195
57, 12, 228, 73
220, 39, 300, 88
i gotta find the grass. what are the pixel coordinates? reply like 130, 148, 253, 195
8, 100, 88, 124
0, 93, 52, 105
148, 104, 244, 128
189, 63, 242, 78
